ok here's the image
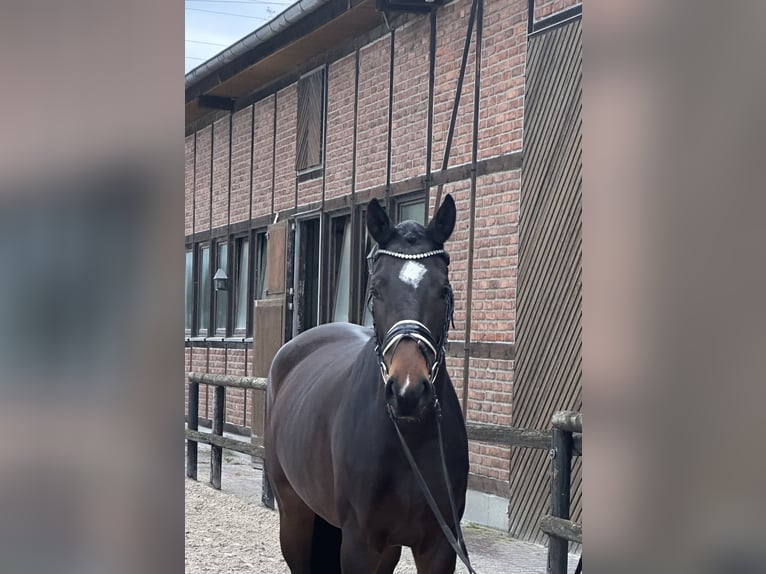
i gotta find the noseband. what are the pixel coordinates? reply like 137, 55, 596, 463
368, 247, 454, 402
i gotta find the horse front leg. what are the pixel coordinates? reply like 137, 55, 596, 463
412, 537, 458, 574
375, 545, 402, 574
339, 524, 387, 574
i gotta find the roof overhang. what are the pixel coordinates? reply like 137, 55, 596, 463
185, 0, 385, 126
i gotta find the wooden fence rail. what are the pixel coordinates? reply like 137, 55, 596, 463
184, 373, 583, 572
185, 372, 267, 490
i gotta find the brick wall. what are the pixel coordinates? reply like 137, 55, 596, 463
212, 118, 230, 229
273, 85, 297, 214
194, 126, 212, 233
355, 35, 391, 192
185, 135, 195, 235
190, 347, 209, 419
183, 0, 545, 491
479, 0, 526, 159
226, 349, 248, 428
391, 17, 429, 182
469, 356, 513, 483
252, 96, 275, 219
184, 346, 256, 432
432, 0, 476, 172
230, 106, 252, 225
432, 180, 472, 406
297, 176, 323, 206
534, 0, 581, 22
325, 53, 356, 200
470, 171, 519, 341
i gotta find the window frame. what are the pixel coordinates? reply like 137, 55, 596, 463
213, 238, 231, 337
195, 242, 212, 336
293, 216, 322, 335
394, 192, 428, 225
232, 233, 252, 337
254, 230, 268, 304
326, 211, 352, 324
295, 66, 327, 177
354, 205, 375, 327
185, 245, 195, 336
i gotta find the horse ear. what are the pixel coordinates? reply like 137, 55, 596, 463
367, 198, 394, 246
427, 194, 456, 245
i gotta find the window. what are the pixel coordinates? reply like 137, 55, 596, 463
356, 208, 375, 327
255, 232, 268, 301
295, 219, 320, 333
355, 195, 425, 327
397, 197, 426, 225
214, 241, 229, 335
185, 249, 193, 333
196, 244, 211, 335
233, 237, 250, 334
295, 67, 326, 173
329, 216, 351, 323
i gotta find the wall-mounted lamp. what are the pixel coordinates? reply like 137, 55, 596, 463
214, 268, 229, 291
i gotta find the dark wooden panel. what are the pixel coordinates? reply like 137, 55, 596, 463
266, 220, 288, 295
445, 341, 515, 360
509, 17, 582, 547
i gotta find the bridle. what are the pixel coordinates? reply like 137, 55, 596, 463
368, 246, 454, 402
367, 245, 477, 574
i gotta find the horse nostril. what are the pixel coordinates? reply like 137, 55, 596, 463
385, 377, 396, 398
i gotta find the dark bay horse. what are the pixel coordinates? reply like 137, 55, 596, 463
265, 194, 469, 573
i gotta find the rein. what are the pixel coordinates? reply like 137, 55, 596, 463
370, 247, 477, 574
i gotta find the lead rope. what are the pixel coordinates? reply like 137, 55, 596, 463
388, 407, 478, 574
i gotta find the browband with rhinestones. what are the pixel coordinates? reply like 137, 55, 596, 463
376, 249, 446, 260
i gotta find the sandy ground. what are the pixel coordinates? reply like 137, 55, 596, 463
185, 437, 579, 573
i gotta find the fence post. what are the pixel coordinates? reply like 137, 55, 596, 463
186, 380, 199, 480
210, 385, 225, 489
548, 427, 573, 574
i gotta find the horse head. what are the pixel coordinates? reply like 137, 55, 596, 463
366, 194, 456, 420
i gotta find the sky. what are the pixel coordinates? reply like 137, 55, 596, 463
185, 0, 296, 73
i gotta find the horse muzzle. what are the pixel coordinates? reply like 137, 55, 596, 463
384, 374, 433, 420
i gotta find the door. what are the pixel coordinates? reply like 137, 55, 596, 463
251, 219, 289, 447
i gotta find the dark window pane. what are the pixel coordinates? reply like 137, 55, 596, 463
216, 243, 228, 334
299, 219, 320, 332
198, 245, 210, 333
185, 251, 193, 332
360, 217, 374, 326
234, 239, 249, 332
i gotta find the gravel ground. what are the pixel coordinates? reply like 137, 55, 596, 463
185, 437, 579, 573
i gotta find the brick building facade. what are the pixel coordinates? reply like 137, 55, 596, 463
185, 0, 581, 540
